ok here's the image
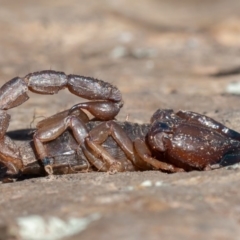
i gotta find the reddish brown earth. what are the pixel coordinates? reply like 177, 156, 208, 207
1, 0, 240, 239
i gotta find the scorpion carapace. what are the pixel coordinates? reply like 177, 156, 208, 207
0, 70, 240, 179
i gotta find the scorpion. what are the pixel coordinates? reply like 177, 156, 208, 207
1, 70, 240, 179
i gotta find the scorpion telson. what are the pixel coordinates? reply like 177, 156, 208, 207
1, 70, 240, 179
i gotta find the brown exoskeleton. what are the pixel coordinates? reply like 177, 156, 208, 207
1, 70, 240, 179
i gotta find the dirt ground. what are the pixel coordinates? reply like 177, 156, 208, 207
1, 0, 240, 239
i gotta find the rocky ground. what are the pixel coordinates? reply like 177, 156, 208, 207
1, 0, 240, 239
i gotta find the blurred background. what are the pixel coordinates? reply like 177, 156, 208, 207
1, 0, 240, 127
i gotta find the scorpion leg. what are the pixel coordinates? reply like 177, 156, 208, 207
81, 145, 109, 172
86, 121, 131, 172
134, 138, 184, 172
33, 110, 90, 174
35, 109, 109, 173
86, 120, 150, 172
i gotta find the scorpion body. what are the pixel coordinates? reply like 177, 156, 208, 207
1, 70, 240, 179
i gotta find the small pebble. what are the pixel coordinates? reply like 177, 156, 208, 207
140, 180, 153, 187
226, 81, 240, 95
110, 46, 128, 59
155, 181, 163, 187
17, 213, 101, 240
